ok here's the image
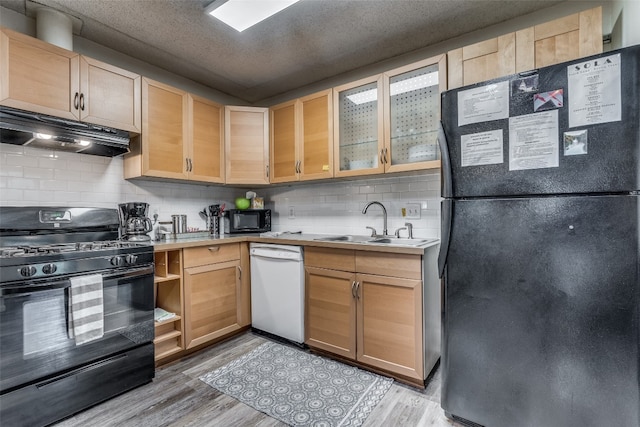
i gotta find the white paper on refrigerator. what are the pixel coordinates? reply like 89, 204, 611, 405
458, 81, 509, 126
461, 130, 504, 167
509, 110, 559, 171
568, 53, 621, 127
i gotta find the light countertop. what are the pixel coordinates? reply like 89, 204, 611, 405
153, 232, 439, 255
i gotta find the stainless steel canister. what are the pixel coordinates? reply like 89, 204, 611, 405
171, 214, 187, 234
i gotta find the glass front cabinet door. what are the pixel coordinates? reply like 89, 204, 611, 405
333, 55, 446, 177
333, 75, 384, 177
382, 54, 446, 173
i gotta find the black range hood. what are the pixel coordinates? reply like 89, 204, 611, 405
0, 106, 130, 157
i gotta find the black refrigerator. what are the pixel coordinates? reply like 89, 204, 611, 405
437, 45, 639, 427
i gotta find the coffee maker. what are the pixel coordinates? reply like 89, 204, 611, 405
118, 202, 153, 241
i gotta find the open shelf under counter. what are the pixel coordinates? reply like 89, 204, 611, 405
154, 315, 183, 362
154, 273, 181, 284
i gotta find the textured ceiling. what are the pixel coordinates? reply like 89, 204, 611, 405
3, 0, 564, 103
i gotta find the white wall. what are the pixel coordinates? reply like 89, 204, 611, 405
0, 144, 239, 233
263, 172, 441, 239
608, 0, 640, 49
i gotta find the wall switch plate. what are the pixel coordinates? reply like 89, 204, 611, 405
288, 206, 296, 219
406, 203, 420, 219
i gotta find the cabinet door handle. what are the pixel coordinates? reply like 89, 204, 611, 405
379, 149, 384, 165
208, 246, 220, 252
266, 164, 270, 179
384, 148, 389, 164
355, 281, 361, 299
189, 158, 193, 172
74, 92, 79, 110
237, 265, 242, 280
351, 281, 357, 299
79, 93, 85, 111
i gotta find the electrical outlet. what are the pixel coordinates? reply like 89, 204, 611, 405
406, 203, 421, 219
288, 206, 296, 219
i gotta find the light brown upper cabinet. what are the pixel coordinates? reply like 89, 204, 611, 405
448, 6, 602, 89
334, 56, 446, 177
333, 75, 385, 177
225, 106, 270, 185
0, 27, 141, 133
270, 89, 334, 183
189, 94, 225, 183
382, 54, 446, 173
124, 78, 224, 183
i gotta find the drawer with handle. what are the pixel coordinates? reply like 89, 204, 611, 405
183, 243, 240, 268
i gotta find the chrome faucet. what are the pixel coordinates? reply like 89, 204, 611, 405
362, 201, 388, 236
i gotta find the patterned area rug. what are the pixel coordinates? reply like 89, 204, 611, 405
200, 341, 393, 426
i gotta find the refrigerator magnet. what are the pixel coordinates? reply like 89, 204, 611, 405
563, 130, 588, 156
511, 75, 539, 96
533, 89, 564, 112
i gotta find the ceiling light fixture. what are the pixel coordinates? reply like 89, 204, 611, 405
206, 0, 301, 32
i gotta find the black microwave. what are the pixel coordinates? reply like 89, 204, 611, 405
225, 209, 271, 234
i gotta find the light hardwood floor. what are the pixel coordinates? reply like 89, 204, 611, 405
54, 332, 464, 426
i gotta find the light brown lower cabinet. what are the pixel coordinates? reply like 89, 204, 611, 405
305, 247, 426, 383
183, 242, 250, 349
153, 242, 251, 364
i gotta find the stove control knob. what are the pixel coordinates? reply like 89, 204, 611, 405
125, 254, 138, 264
42, 263, 57, 275
20, 266, 37, 277
110, 256, 125, 266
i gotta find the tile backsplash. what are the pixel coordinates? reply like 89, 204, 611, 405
1, 144, 441, 239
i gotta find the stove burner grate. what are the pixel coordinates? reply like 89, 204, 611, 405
0, 241, 148, 258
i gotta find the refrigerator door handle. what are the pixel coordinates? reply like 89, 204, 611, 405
438, 198, 452, 278
437, 121, 453, 198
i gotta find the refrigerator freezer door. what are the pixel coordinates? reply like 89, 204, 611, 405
441, 195, 639, 427
440, 46, 640, 198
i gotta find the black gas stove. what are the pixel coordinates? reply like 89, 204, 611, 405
0, 206, 153, 282
0, 206, 155, 427
0, 240, 153, 282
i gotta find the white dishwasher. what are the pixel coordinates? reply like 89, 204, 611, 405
249, 243, 304, 344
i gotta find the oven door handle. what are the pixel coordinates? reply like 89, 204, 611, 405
0, 265, 154, 296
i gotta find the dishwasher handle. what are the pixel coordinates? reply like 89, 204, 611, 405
250, 247, 303, 261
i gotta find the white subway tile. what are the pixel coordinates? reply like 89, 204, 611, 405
6, 153, 39, 168
38, 156, 67, 170
40, 180, 68, 191
1, 165, 23, 177
7, 177, 39, 190
23, 166, 56, 180
0, 144, 25, 155
1, 188, 23, 201
23, 190, 55, 202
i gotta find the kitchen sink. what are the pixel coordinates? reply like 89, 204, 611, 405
366, 238, 437, 247
314, 235, 371, 242
314, 235, 437, 247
